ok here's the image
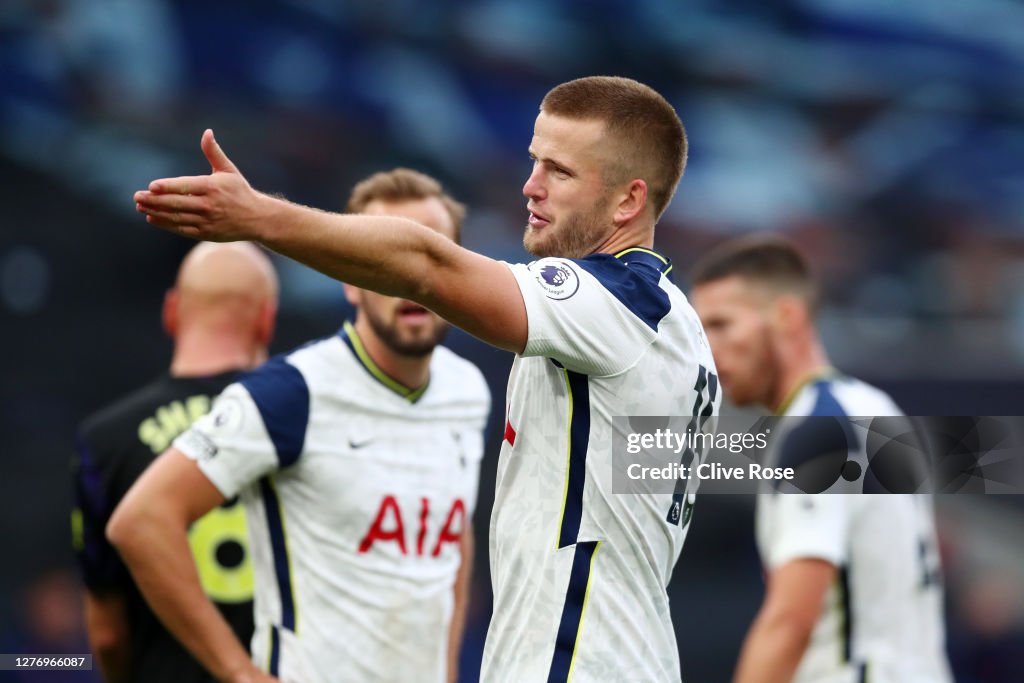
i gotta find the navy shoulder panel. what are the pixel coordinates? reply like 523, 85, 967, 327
239, 356, 310, 467
574, 253, 671, 331
776, 381, 860, 492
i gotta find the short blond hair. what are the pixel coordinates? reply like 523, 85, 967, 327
541, 76, 687, 220
345, 168, 466, 243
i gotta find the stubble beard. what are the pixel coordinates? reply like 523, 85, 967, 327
747, 328, 784, 409
523, 204, 613, 260
364, 307, 450, 358
721, 327, 781, 409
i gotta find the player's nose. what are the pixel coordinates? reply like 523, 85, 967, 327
522, 166, 545, 200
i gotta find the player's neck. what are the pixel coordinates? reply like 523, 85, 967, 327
170, 332, 265, 378
591, 223, 655, 256
770, 337, 833, 415
352, 318, 431, 392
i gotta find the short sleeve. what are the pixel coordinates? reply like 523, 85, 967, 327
506, 256, 669, 376
175, 358, 310, 498
760, 494, 850, 569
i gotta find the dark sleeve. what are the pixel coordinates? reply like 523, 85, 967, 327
72, 429, 131, 593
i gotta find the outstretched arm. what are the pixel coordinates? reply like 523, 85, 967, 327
134, 131, 527, 353
732, 558, 835, 683
107, 449, 276, 683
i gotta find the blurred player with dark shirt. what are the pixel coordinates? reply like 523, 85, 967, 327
72, 242, 278, 682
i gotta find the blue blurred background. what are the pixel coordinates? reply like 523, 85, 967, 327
2, 0, 1023, 681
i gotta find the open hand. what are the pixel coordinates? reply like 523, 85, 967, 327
134, 129, 271, 242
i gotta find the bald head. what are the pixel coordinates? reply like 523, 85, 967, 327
165, 243, 278, 374
175, 242, 278, 303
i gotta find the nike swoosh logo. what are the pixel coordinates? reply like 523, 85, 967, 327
349, 439, 373, 449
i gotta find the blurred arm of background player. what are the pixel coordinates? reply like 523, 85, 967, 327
732, 559, 835, 683
448, 532, 473, 683
83, 592, 130, 682
107, 449, 277, 683
134, 129, 529, 354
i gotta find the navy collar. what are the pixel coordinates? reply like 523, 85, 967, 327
613, 247, 673, 279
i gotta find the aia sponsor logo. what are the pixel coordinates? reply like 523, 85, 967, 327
358, 496, 466, 557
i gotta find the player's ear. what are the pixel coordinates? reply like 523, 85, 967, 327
343, 283, 363, 307
162, 289, 179, 337
612, 179, 648, 226
257, 298, 277, 347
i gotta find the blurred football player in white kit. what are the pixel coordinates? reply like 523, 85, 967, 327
690, 235, 953, 683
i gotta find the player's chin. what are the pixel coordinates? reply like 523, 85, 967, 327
394, 312, 439, 333
523, 227, 556, 258
394, 339, 441, 358
398, 323, 447, 349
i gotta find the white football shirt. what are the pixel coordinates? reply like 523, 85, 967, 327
757, 375, 953, 683
175, 322, 490, 683
481, 249, 720, 683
